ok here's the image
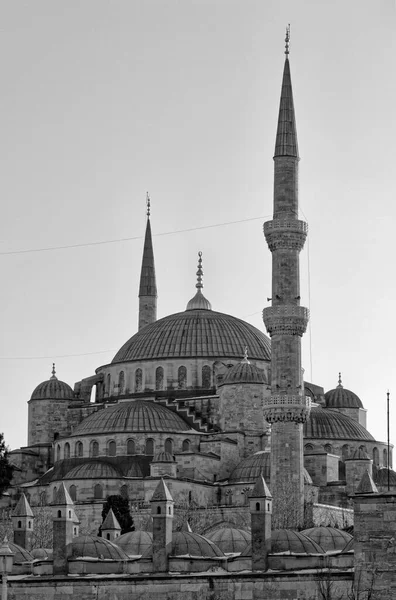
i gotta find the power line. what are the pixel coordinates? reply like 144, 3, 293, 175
0, 349, 116, 361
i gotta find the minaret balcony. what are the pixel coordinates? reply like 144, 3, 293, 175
263, 394, 311, 424
263, 219, 308, 252
263, 305, 309, 337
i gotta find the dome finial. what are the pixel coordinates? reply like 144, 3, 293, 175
186, 251, 212, 311
51, 363, 57, 380
242, 346, 250, 364
146, 191, 151, 218
196, 251, 203, 290
285, 24, 290, 56
337, 372, 343, 388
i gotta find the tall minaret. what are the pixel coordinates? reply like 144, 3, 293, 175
138, 192, 157, 330
262, 27, 311, 529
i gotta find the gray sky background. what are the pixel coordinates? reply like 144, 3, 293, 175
1, 0, 395, 450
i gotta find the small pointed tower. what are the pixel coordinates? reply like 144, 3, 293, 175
250, 473, 272, 571
52, 482, 80, 575
101, 508, 122, 542
262, 27, 310, 528
150, 478, 174, 572
138, 192, 157, 330
11, 493, 34, 551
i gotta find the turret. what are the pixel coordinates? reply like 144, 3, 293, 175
11, 493, 34, 551
101, 508, 121, 542
52, 482, 79, 575
250, 474, 272, 571
262, 27, 310, 528
138, 193, 157, 330
150, 478, 174, 572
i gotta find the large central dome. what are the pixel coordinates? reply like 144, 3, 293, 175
112, 309, 271, 364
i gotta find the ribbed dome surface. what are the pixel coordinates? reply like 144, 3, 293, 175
31, 548, 53, 560
302, 527, 352, 552
219, 361, 266, 387
375, 468, 396, 486
72, 400, 191, 436
112, 309, 271, 363
325, 386, 363, 409
31, 378, 74, 400
228, 451, 270, 483
115, 531, 153, 556
68, 535, 129, 560
9, 542, 33, 563
171, 531, 224, 557
343, 538, 354, 552
152, 451, 175, 462
304, 406, 374, 441
242, 530, 324, 556
207, 528, 250, 554
65, 462, 120, 479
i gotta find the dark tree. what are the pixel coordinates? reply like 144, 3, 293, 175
0, 433, 13, 497
100, 495, 134, 536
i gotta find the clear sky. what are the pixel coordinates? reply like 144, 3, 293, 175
0, 0, 395, 450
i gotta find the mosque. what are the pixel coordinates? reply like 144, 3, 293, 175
2, 30, 396, 600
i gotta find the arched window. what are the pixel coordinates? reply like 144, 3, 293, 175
165, 438, 173, 454
91, 440, 99, 457
127, 439, 135, 455
69, 485, 77, 501
57, 510, 62, 518
373, 447, 379, 465
118, 371, 125, 395
324, 444, 333, 454
384, 448, 388, 467
75, 441, 83, 457
157, 506, 161, 514
182, 439, 190, 452
120, 485, 128, 499
202, 365, 211, 388
106, 373, 111, 396
108, 441, 116, 456
256, 502, 260, 511
155, 367, 164, 391
178, 366, 187, 389
90, 384, 96, 403
56, 444, 61, 462
94, 484, 103, 499
304, 444, 314, 453
135, 368, 143, 392
18, 520, 21, 529
106, 533, 110, 540
145, 438, 154, 455
341, 444, 350, 460
64, 443, 70, 459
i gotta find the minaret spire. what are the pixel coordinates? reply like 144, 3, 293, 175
262, 29, 310, 529
138, 192, 157, 330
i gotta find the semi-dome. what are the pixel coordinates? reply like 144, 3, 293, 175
302, 527, 352, 552
31, 365, 74, 401
228, 451, 271, 483
64, 462, 121, 479
242, 530, 324, 556
219, 356, 267, 387
68, 535, 129, 560
112, 309, 271, 364
304, 406, 374, 442
115, 531, 153, 556
206, 528, 250, 554
325, 374, 363, 409
72, 400, 191, 436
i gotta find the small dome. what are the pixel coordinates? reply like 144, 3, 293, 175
9, 541, 33, 563
347, 448, 371, 461
375, 467, 396, 486
228, 451, 270, 484
115, 531, 153, 556
301, 527, 353, 552
143, 531, 224, 558
206, 528, 250, 554
325, 375, 363, 409
304, 406, 374, 442
64, 462, 120, 479
152, 451, 175, 463
242, 530, 324, 556
31, 548, 53, 560
219, 359, 266, 387
72, 400, 191, 436
68, 535, 129, 560
31, 366, 74, 401
342, 537, 354, 552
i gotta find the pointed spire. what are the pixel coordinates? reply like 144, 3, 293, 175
186, 251, 212, 311
102, 508, 121, 531
356, 470, 379, 494
150, 478, 173, 503
12, 493, 34, 518
337, 372, 343, 388
138, 193, 158, 330
274, 26, 299, 158
50, 363, 57, 380
250, 473, 272, 498
53, 482, 74, 506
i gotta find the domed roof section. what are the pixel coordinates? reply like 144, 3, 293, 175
68, 535, 129, 560
31, 364, 74, 401
242, 530, 324, 556
112, 311, 271, 364
229, 451, 270, 483
343, 537, 354, 552
348, 448, 371, 461
325, 374, 363, 409
115, 531, 153, 556
64, 462, 120, 479
152, 451, 175, 463
206, 528, 250, 554
304, 406, 374, 442
72, 400, 191, 436
302, 527, 353, 552
219, 351, 267, 387
31, 548, 53, 560
9, 541, 33, 563
375, 467, 396, 486
171, 531, 224, 557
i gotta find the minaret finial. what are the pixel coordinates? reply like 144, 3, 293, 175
337, 372, 343, 388
146, 192, 151, 218
51, 363, 57, 380
196, 251, 203, 290
186, 251, 212, 311
285, 24, 290, 56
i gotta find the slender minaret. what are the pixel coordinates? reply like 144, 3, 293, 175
250, 474, 272, 571
138, 192, 157, 330
262, 27, 310, 529
150, 478, 174, 572
11, 493, 34, 551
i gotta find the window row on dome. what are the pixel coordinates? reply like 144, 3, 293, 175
303, 442, 393, 468
103, 364, 214, 397
55, 436, 193, 461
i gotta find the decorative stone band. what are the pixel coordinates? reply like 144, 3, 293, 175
263, 219, 308, 252
263, 306, 309, 337
263, 395, 312, 424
